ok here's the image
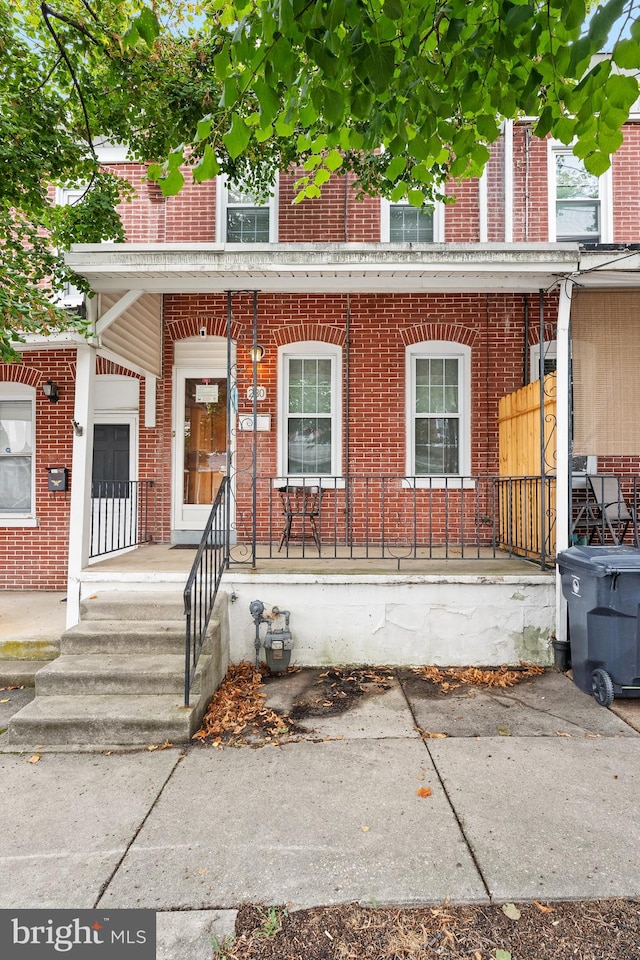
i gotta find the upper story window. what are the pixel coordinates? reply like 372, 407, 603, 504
278, 342, 341, 477
55, 186, 86, 308
381, 199, 444, 242
217, 176, 278, 243
549, 146, 612, 244
406, 342, 470, 477
0, 383, 35, 521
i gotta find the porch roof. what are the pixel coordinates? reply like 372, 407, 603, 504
66, 242, 585, 294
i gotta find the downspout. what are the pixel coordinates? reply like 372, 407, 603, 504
226, 291, 233, 563
538, 291, 547, 568
251, 290, 259, 569
344, 295, 351, 544
555, 279, 574, 645
66, 340, 97, 628
503, 120, 514, 243
478, 167, 488, 242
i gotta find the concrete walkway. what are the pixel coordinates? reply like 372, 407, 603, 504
2, 591, 640, 958
1, 663, 640, 958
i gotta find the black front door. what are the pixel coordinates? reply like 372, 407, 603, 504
92, 424, 130, 497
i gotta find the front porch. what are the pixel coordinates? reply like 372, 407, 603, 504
79, 542, 556, 669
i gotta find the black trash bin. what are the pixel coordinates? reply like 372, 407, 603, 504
557, 545, 640, 707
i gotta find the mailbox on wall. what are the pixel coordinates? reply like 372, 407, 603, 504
47, 467, 68, 492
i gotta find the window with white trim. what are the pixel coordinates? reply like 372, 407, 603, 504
549, 146, 611, 243
0, 384, 35, 519
55, 186, 86, 307
279, 342, 341, 476
406, 342, 470, 476
217, 175, 278, 242
381, 198, 444, 242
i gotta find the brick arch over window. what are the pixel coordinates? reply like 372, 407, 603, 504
273, 324, 346, 348
0, 364, 46, 389
96, 357, 142, 378
528, 321, 557, 347
401, 323, 478, 348
165, 315, 243, 343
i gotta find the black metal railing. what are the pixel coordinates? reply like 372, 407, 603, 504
90, 479, 155, 559
230, 474, 558, 569
183, 476, 230, 705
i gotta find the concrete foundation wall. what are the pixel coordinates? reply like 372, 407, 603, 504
224, 573, 556, 668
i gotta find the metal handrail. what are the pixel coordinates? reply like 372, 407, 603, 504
89, 479, 155, 559
183, 477, 230, 705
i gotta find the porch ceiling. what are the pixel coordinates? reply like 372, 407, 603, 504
66, 242, 584, 295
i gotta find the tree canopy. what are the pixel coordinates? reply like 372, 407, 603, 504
2, 0, 640, 359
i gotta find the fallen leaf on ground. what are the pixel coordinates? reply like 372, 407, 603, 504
533, 900, 555, 913
27, 754, 41, 764
361, 825, 370, 832
415, 663, 544, 691
416, 787, 432, 798
0, 697, 10, 703
495, 950, 512, 960
501, 903, 521, 921
556, 731, 572, 737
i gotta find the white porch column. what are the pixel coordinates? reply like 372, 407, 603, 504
555, 278, 573, 643
66, 342, 96, 628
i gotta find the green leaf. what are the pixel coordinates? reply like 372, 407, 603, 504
495, 951, 512, 960
159, 168, 184, 197
583, 151, 612, 177
146, 163, 164, 182
193, 144, 219, 183
382, 0, 404, 20
325, 149, 344, 171
132, 8, 160, 47
195, 116, 213, 142
588, 0, 625, 49
613, 38, 640, 70
323, 86, 345, 124
223, 114, 251, 159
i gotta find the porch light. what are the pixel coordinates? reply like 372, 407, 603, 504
249, 344, 265, 363
42, 380, 59, 403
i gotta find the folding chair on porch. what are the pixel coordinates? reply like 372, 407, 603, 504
583, 475, 634, 545
276, 485, 323, 552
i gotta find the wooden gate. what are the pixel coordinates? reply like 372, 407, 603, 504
497, 373, 557, 560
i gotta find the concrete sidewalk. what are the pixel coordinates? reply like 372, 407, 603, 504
1, 666, 640, 959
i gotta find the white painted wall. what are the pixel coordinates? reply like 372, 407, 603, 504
223, 573, 556, 668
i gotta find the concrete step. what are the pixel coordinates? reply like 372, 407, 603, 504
6, 694, 198, 745
35, 654, 207, 696
0, 660, 51, 688
61, 620, 188, 656
80, 592, 184, 622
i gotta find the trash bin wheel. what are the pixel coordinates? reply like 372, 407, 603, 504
591, 668, 615, 707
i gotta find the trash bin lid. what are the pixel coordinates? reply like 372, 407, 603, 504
557, 545, 640, 576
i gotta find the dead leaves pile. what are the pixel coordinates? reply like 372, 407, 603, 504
193, 661, 296, 747
414, 663, 545, 693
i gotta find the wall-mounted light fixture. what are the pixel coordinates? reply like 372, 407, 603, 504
249, 344, 265, 363
42, 380, 59, 403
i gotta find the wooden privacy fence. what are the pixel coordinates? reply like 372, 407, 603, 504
498, 373, 557, 561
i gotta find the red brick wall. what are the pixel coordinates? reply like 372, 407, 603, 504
0, 353, 76, 589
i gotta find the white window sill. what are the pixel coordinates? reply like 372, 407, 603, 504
0, 517, 39, 527
273, 477, 346, 490
402, 477, 476, 490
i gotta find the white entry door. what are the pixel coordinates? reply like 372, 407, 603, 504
173, 367, 229, 533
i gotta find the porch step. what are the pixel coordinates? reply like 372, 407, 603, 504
0, 660, 51, 688
6, 590, 229, 747
34, 654, 208, 697
80, 592, 185, 622
61, 620, 189, 656
7, 695, 195, 746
